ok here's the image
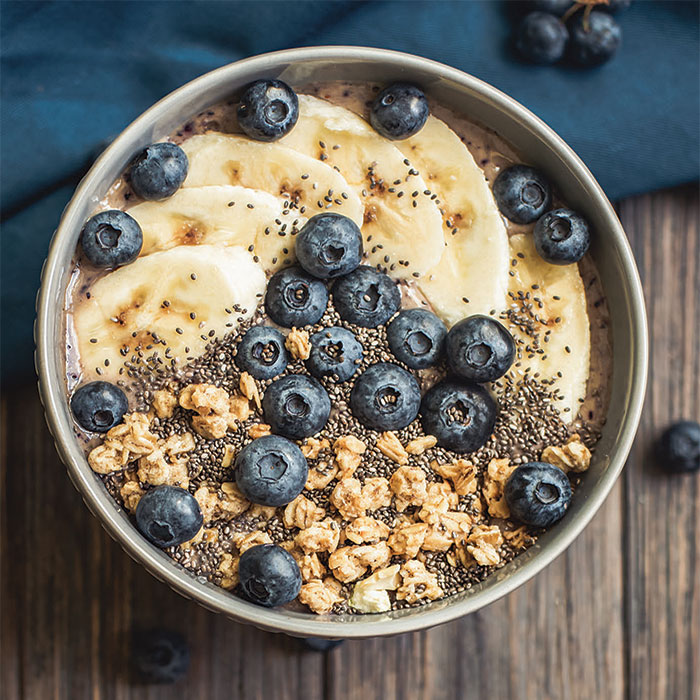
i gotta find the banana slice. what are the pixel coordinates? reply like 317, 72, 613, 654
72, 245, 266, 380
180, 133, 364, 228
127, 185, 303, 272
279, 95, 445, 277
506, 234, 590, 418
394, 116, 510, 325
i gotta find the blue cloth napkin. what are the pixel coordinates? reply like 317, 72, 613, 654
2, 0, 698, 384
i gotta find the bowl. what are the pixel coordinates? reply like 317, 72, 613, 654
35, 46, 648, 638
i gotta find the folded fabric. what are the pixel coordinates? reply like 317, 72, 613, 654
1, 0, 698, 383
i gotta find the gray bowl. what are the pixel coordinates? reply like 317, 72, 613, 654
35, 47, 648, 639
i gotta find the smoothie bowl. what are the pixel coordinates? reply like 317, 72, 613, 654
36, 47, 647, 638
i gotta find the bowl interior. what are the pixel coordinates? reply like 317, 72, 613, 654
36, 47, 647, 638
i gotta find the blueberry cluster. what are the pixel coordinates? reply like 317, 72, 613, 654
513, 0, 631, 68
493, 164, 591, 265
81, 140, 189, 268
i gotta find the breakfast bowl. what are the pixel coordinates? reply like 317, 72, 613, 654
35, 46, 647, 638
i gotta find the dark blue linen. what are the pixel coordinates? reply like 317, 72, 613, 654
1, 0, 698, 383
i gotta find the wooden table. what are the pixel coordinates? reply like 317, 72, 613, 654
1, 186, 698, 700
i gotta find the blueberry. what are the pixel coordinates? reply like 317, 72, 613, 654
235, 435, 308, 506
370, 83, 429, 140
350, 363, 421, 431
129, 142, 188, 201
446, 316, 515, 383
295, 213, 363, 279
70, 380, 128, 432
386, 308, 447, 369
534, 208, 590, 264
237, 79, 299, 142
568, 11, 621, 66
135, 486, 203, 548
504, 462, 572, 527
420, 380, 497, 453
306, 327, 363, 382
516, 12, 569, 64
262, 374, 331, 439
80, 210, 143, 268
265, 266, 329, 328
238, 543, 302, 607
332, 266, 401, 328
531, 0, 573, 16
235, 325, 289, 380
657, 420, 700, 473
302, 638, 344, 652
131, 629, 190, 684
493, 165, 552, 225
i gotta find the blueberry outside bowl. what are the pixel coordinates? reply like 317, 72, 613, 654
35, 47, 648, 639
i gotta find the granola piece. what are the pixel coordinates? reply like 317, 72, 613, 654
354, 541, 392, 570
218, 552, 239, 589
221, 444, 236, 468
137, 448, 189, 488
239, 371, 262, 411
179, 383, 230, 416
333, 435, 367, 479
297, 552, 327, 582
305, 461, 339, 490
389, 466, 428, 512
439, 511, 473, 538
233, 530, 272, 554
194, 484, 220, 523
161, 432, 196, 456
362, 477, 392, 510
482, 458, 515, 519
422, 527, 453, 552
152, 389, 177, 419
388, 521, 429, 558
301, 437, 331, 459
349, 564, 401, 613
328, 542, 390, 583
119, 469, 144, 512
283, 541, 326, 581
503, 526, 535, 550
417, 481, 458, 525
423, 511, 472, 555
431, 458, 478, 496
87, 443, 128, 475
87, 412, 158, 474
330, 478, 367, 519
295, 518, 340, 554
194, 483, 249, 523
466, 524, 503, 566
542, 434, 591, 473
283, 494, 326, 529
285, 327, 311, 360
247, 423, 272, 439
191, 413, 228, 440
219, 482, 251, 519
344, 516, 390, 544
298, 577, 344, 614
376, 431, 409, 465
405, 435, 437, 455
396, 560, 443, 603
328, 547, 368, 583
229, 394, 252, 422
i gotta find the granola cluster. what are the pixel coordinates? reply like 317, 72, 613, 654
87, 372, 590, 616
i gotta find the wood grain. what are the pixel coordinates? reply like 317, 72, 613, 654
620, 187, 700, 700
1, 186, 697, 700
